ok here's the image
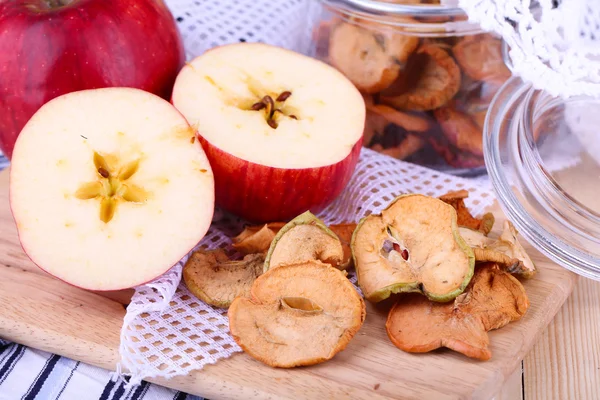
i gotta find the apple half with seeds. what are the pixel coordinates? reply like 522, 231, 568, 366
172, 42, 365, 223
9, 88, 215, 291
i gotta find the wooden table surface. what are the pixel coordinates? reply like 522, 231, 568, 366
497, 156, 600, 399
2, 160, 599, 398
495, 276, 600, 399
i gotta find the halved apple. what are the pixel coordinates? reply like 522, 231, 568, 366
9, 88, 215, 291
171, 42, 365, 223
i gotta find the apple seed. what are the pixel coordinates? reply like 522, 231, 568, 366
248, 91, 297, 129
94, 152, 110, 175
276, 91, 292, 102
251, 102, 266, 111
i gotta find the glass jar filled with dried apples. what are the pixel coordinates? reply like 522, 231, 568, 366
309, 0, 512, 175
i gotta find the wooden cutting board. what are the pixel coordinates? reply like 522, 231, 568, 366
0, 168, 577, 400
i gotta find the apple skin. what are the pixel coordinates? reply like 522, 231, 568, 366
0, 0, 185, 159
197, 135, 362, 223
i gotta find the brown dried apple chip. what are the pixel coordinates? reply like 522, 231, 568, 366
232, 222, 286, 254
183, 249, 264, 308
459, 221, 537, 278
264, 211, 346, 271
366, 103, 431, 132
452, 35, 511, 84
379, 134, 425, 160
439, 190, 495, 235
381, 44, 461, 111
386, 263, 529, 360
329, 22, 419, 93
328, 223, 357, 269
364, 109, 390, 147
433, 105, 483, 157
228, 261, 366, 368
352, 194, 475, 303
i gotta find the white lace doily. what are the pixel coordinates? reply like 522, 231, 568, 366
117, 147, 496, 386
458, 0, 600, 99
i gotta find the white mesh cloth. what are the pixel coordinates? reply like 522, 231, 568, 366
115, 0, 525, 388
457, 0, 600, 99
117, 147, 496, 386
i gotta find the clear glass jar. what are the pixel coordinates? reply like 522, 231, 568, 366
485, 76, 600, 281
308, 0, 511, 176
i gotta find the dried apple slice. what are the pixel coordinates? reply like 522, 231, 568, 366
386, 263, 529, 360
329, 22, 419, 93
228, 261, 366, 368
183, 249, 264, 308
381, 44, 461, 111
452, 35, 511, 83
439, 190, 495, 235
459, 221, 537, 278
364, 109, 390, 147
366, 103, 431, 132
433, 105, 483, 157
352, 194, 475, 303
232, 222, 286, 254
379, 134, 425, 160
264, 211, 345, 271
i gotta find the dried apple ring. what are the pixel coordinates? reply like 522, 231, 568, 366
352, 194, 475, 303
433, 105, 483, 157
329, 22, 419, 93
366, 103, 431, 132
264, 211, 346, 270
183, 249, 264, 308
452, 35, 511, 83
379, 134, 425, 160
363, 109, 390, 147
386, 263, 529, 361
232, 222, 286, 254
458, 221, 537, 278
228, 261, 366, 368
381, 44, 461, 111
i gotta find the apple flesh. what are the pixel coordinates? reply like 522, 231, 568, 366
0, 0, 185, 159
10, 88, 215, 291
171, 43, 365, 223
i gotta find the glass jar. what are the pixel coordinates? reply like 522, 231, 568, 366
485, 76, 600, 281
308, 0, 511, 176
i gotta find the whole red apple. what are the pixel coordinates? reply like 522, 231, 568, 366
0, 0, 185, 159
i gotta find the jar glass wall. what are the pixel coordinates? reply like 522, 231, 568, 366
484, 76, 600, 281
308, 0, 511, 176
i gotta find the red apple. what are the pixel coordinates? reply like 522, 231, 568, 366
171, 43, 365, 223
10, 88, 215, 291
0, 0, 185, 159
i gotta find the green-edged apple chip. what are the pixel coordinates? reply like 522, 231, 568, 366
264, 211, 346, 271
351, 194, 475, 303
459, 221, 537, 278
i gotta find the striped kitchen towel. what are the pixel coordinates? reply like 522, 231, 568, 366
0, 339, 204, 400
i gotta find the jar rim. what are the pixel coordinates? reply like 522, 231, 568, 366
317, 0, 483, 36
318, 0, 467, 17
484, 77, 600, 282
